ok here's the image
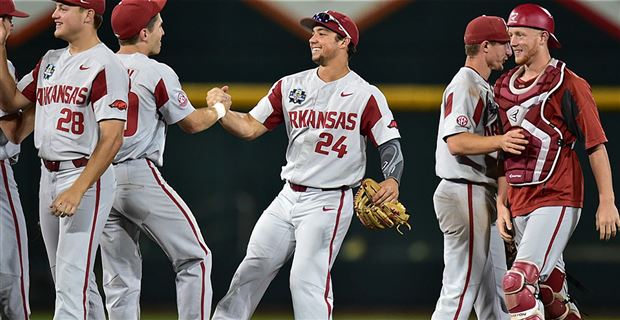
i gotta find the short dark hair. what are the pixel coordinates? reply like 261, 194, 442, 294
465, 43, 481, 56
79, 8, 102, 29
118, 14, 159, 46
335, 34, 357, 60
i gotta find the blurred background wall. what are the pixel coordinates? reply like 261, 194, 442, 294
6, 0, 620, 315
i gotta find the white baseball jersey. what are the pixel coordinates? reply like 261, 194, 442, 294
0, 60, 20, 162
114, 53, 194, 166
17, 43, 128, 161
435, 67, 500, 185
250, 68, 400, 188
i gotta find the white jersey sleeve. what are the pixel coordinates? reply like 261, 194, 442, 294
249, 79, 285, 130
155, 63, 194, 124
0, 60, 20, 162
441, 79, 477, 140
360, 85, 401, 147
92, 54, 129, 122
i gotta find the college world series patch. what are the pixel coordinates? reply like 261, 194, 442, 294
43, 64, 55, 80
288, 88, 306, 104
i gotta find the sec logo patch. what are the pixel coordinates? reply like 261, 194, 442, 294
178, 92, 188, 107
456, 115, 469, 127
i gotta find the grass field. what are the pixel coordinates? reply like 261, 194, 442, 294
29, 312, 619, 320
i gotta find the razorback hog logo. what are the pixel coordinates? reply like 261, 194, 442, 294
109, 100, 128, 111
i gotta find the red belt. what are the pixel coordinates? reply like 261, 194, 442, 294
43, 157, 89, 172
288, 182, 349, 192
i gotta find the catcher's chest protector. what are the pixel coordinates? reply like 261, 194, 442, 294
494, 59, 566, 186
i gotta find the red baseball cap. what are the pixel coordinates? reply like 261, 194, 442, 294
54, 0, 105, 15
0, 0, 29, 18
111, 0, 166, 40
507, 3, 561, 48
464, 15, 510, 45
300, 10, 359, 47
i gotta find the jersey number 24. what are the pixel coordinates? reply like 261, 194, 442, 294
315, 132, 348, 158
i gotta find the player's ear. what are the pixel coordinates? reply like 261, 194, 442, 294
140, 28, 148, 41
481, 40, 490, 52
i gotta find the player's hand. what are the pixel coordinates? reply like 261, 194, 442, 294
50, 186, 85, 218
372, 177, 399, 205
497, 203, 514, 242
206, 87, 232, 110
0, 17, 12, 45
595, 199, 620, 240
499, 129, 528, 155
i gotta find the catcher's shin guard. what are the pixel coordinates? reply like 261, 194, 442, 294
503, 261, 544, 320
540, 267, 582, 320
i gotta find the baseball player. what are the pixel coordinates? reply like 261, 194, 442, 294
0, 0, 128, 319
0, 2, 30, 319
98, 1, 225, 319
433, 15, 530, 320
495, 4, 620, 319
209, 10, 403, 320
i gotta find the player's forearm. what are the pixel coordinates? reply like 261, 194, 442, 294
219, 111, 266, 141
588, 144, 616, 202
70, 120, 124, 194
178, 107, 220, 134
0, 46, 20, 112
497, 176, 509, 206
446, 132, 501, 155
0, 106, 34, 143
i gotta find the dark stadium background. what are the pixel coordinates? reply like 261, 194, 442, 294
6, 0, 620, 317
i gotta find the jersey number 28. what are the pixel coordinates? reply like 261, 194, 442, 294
56, 108, 84, 134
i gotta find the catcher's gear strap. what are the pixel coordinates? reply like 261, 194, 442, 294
503, 261, 544, 319
378, 138, 403, 183
540, 267, 577, 320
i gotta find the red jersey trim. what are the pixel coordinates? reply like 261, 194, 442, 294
472, 97, 483, 125
21, 59, 42, 102
360, 95, 381, 147
263, 80, 284, 130
444, 92, 453, 118
154, 78, 169, 109
90, 70, 108, 105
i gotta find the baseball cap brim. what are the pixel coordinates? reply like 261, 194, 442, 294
7, 10, 29, 18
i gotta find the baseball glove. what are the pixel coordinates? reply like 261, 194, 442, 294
505, 240, 517, 269
354, 178, 411, 234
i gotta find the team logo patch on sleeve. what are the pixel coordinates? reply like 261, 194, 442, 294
109, 100, 128, 111
43, 64, 55, 80
288, 88, 306, 104
388, 120, 398, 128
456, 115, 469, 127
177, 92, 188, 107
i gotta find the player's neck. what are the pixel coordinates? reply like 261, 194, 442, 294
67, 32, 101, 55
521, 52, 552, 82
317, 63, 350, 83
464, 56, 491, 81
118, 44, 149, 56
